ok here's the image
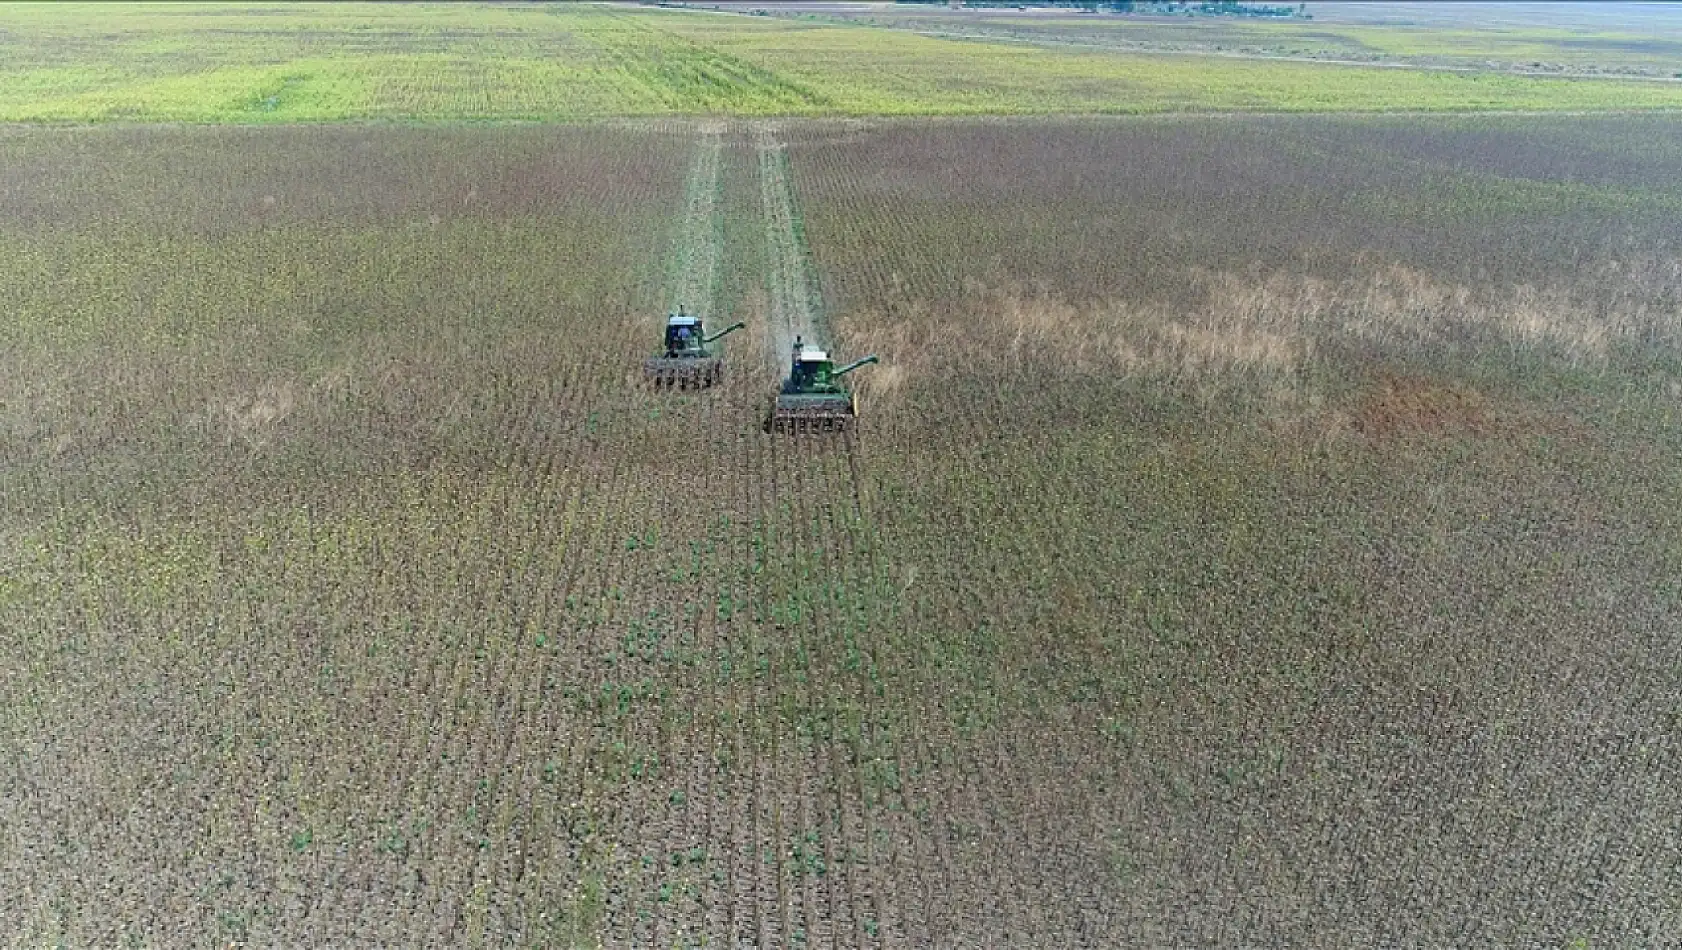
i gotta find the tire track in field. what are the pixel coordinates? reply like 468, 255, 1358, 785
797, 439, 855, 950
584, 124, 743, 945
668, 121, 726, 318
759, 120, 905, 946
412, 334, 633, 945
758, 123, 824, 361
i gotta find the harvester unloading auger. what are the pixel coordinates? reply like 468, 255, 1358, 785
643, 307, 746, 388
764, 336, 880, 433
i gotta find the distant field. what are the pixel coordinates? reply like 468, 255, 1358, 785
4, 113, 1681, 946
4, 2, 1682, 121
740, 0, 1682, 79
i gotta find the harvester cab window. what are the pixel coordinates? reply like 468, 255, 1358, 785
666, 320, 697, 354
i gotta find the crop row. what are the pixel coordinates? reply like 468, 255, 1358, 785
5, 119, 1682, 947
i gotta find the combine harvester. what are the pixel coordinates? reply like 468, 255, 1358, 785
643, 306, 745, 388
765, 336, 879, 434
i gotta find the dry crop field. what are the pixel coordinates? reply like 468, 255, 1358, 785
3, 114, 1682, 948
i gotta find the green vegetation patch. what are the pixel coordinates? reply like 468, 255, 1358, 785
580, 12, 833, 113
1, 2, 1681, 121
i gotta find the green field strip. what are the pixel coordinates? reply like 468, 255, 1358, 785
6, 114, 1682, 946
1, 3, 1681, 122
756, 124, 832, 361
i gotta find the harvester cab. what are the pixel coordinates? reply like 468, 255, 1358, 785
662, 312, 701, 357
644, 306, 745, 388
766, 336, 880, 433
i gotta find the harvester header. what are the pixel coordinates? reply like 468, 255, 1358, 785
765, 336, 880, 433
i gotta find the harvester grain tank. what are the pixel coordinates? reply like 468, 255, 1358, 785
643, 307, 745, 388
765, 336, 880, 433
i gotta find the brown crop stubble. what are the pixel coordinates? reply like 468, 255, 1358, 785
760, 120, 847, 948
451, 336, 634, 944
787, 116, 1682, 945
791, 426, 876, 950
677, 131, 786, 950
0, 124, 694, 947
8, 117, 1681, 947
785, 125, 1046, 941
775, 116, 940, 946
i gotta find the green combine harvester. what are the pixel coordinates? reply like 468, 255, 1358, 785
643, 306, 745, 388
765, 336, 880, 433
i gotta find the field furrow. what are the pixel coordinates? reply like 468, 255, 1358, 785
6, 113, 1682, 948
